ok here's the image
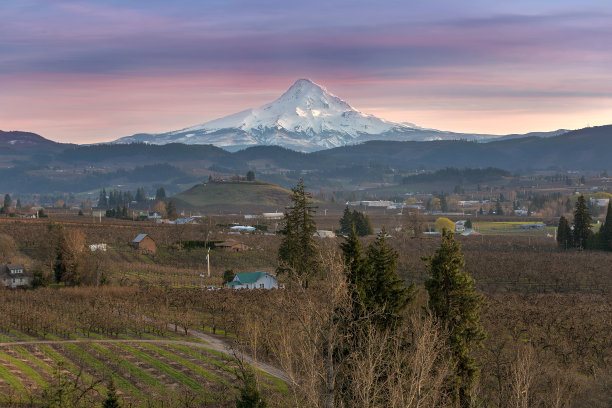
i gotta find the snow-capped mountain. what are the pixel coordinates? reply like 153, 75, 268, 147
112, 79, 499, 151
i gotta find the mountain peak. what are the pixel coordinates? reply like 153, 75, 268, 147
113, 79, 417, 151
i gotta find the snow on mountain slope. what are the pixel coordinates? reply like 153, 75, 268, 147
113, 79, 496, 151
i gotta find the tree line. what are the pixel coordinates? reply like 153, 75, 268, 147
557, 195, 612, 250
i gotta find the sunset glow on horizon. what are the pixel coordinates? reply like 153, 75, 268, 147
1, 0, 611, 143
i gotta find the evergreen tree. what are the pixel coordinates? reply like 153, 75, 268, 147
246, 170, 255, 181
362, 228, 413, 329
235, 370, 267, 408
495, 200, 504, 215
102, 378, 121, 408
425, 229, 486, 407
277, 179, 320, 287
155, 187, 166, 201
339, 225, 367, 297
339, 206, 353, 235
557, 216, 572, 249
338, 207, 373, 236
1, 194, 11, 213
166, 199, 177, 219
440, 194, 448, 212
599, 202, 612, 251
465, 219, 473, 229
573, 195, 592, 249
135, 187, 146, 203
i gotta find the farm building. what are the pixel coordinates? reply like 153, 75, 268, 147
314, 230, 336, 238
226, 272, 278, 290
215, 240, 249, 252
131, 234, 157, 254
0, 264, 32, 288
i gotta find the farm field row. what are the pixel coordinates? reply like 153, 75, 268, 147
0, 335, 286, 406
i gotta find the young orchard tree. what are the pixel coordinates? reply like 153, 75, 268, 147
425, 229, 486, 408
277, 179, 320, 287
572, 195, 592, 249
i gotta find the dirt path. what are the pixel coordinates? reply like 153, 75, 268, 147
0, 333, 291, 383
186, 328, 291, 383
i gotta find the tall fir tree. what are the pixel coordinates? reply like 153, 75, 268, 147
155, 187, 166, 201
362, 228, 413, 329
599, 202, 612, 251
573, 195, 592, 249
339, 225, 367, 293
557, 216, 572, 249
425, 229, 486, 408
277, 179, 320, 287
166, 199, 178, 219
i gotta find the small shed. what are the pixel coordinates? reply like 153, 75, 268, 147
226, 272, 278, 290
1, 264, 32, 288
216, 240, 249, 252
131, 234, 157, 254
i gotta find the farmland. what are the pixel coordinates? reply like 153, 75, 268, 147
0, 207, 611, 407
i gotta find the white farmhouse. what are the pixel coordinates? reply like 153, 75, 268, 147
226, 272, 278, 290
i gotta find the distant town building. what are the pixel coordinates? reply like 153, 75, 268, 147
226, 272, 278, 290
589, 198, 610, 207
230, 225, 256, 232
1, 264, 31, 288
89, 243, 108, 252
262, 212, 284, 219
131, 234, 157, 254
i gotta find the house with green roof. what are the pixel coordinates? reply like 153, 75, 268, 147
226, 271, 278, 290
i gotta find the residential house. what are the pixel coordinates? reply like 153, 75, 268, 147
1, 264, 31, 288
455, 220, 466, 233
226, 272, 278, 289
215, 240, 249, 252
131, 234, 157, 254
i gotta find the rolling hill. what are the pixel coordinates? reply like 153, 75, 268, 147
172, 181, 293, 212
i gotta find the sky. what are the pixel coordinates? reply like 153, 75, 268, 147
1, 0, 611, 143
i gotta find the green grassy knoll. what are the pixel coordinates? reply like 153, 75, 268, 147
172, 180, 292, 212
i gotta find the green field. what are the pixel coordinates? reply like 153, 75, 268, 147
0, 330, 283, 406
471, 221, 556, 236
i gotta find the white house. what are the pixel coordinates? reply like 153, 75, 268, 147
455, 220, 466, 233
226, 272, 278, 290
590, 198, 610, 207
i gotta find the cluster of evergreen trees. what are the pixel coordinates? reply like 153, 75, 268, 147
557, 195, 612, 250
97, 187, 167, 208
278, 179, 486, 406
338, 206, 373, 236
